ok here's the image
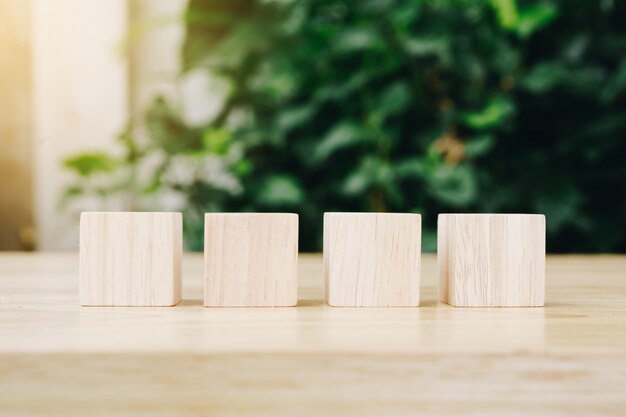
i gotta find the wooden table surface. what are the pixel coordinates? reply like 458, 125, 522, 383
1, 253, 625, 416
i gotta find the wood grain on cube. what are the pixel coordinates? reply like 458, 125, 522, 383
438, 213, 545, 307
324, 212, 421, 307
79, 212, 182, 306
204, 213, 298, 307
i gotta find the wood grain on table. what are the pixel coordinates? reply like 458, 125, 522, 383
1, 253, 625, 417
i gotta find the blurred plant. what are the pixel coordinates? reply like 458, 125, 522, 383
62, 99, 247, 249
63, 0, 626, 252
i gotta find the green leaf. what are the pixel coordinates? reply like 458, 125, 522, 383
427, 164, 477, 206
516, 4, 558, 38
144, 177, 162, 195
334, 28, 381, 52
202, 128, 231, 155
394, 158, 427, 179
462, 98, 514, 130
489, 0, 519, 30
520, 62, 604, 95
64, 185, 83, 196
570, 113, 625, 142
341, 157, 378, 196
464, 135, 496, 158
378, 82, 411, 120
146, 97, 201, 153
117, 129, 142, 163
59, 185, 85, 208
143, 161, 169, 194
403, 38, 448, 58
277, 105, 315, 132
342, 170, 370, 196
250, 62, 300, 101
520, 62, 569, 93
601, 58, 626, 102
232, 159, 252, 176
63, 153, 118, 177
314, 122, 364, 162
341, 157, 392, 196
314, 72, 370, 103
256, 175, 304, 206
533, 184, 583, 233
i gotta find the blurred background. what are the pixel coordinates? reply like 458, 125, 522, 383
1, 0, 625, 253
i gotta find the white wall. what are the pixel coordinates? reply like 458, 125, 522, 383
29, 0, 222, 250
32, 0, 129, 250
33, 0, 185, 250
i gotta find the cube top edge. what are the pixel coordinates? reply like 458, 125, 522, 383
204, 212, 298, 218
324, 212, 421, 218
81, 211, 182, 219
438, 213, 545, 219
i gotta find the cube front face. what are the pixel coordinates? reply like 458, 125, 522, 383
79, 212, 182, 306
438, 214, 545, 307
324, 213, 421, 307
204, 213, 298, 307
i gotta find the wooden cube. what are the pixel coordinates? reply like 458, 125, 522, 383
324, 212, 421, 307
79, 212, 182, 306
438, 214, 545, 307
204, 213, 298, 307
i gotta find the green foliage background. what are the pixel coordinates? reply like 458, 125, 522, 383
64, 0, 626, 252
